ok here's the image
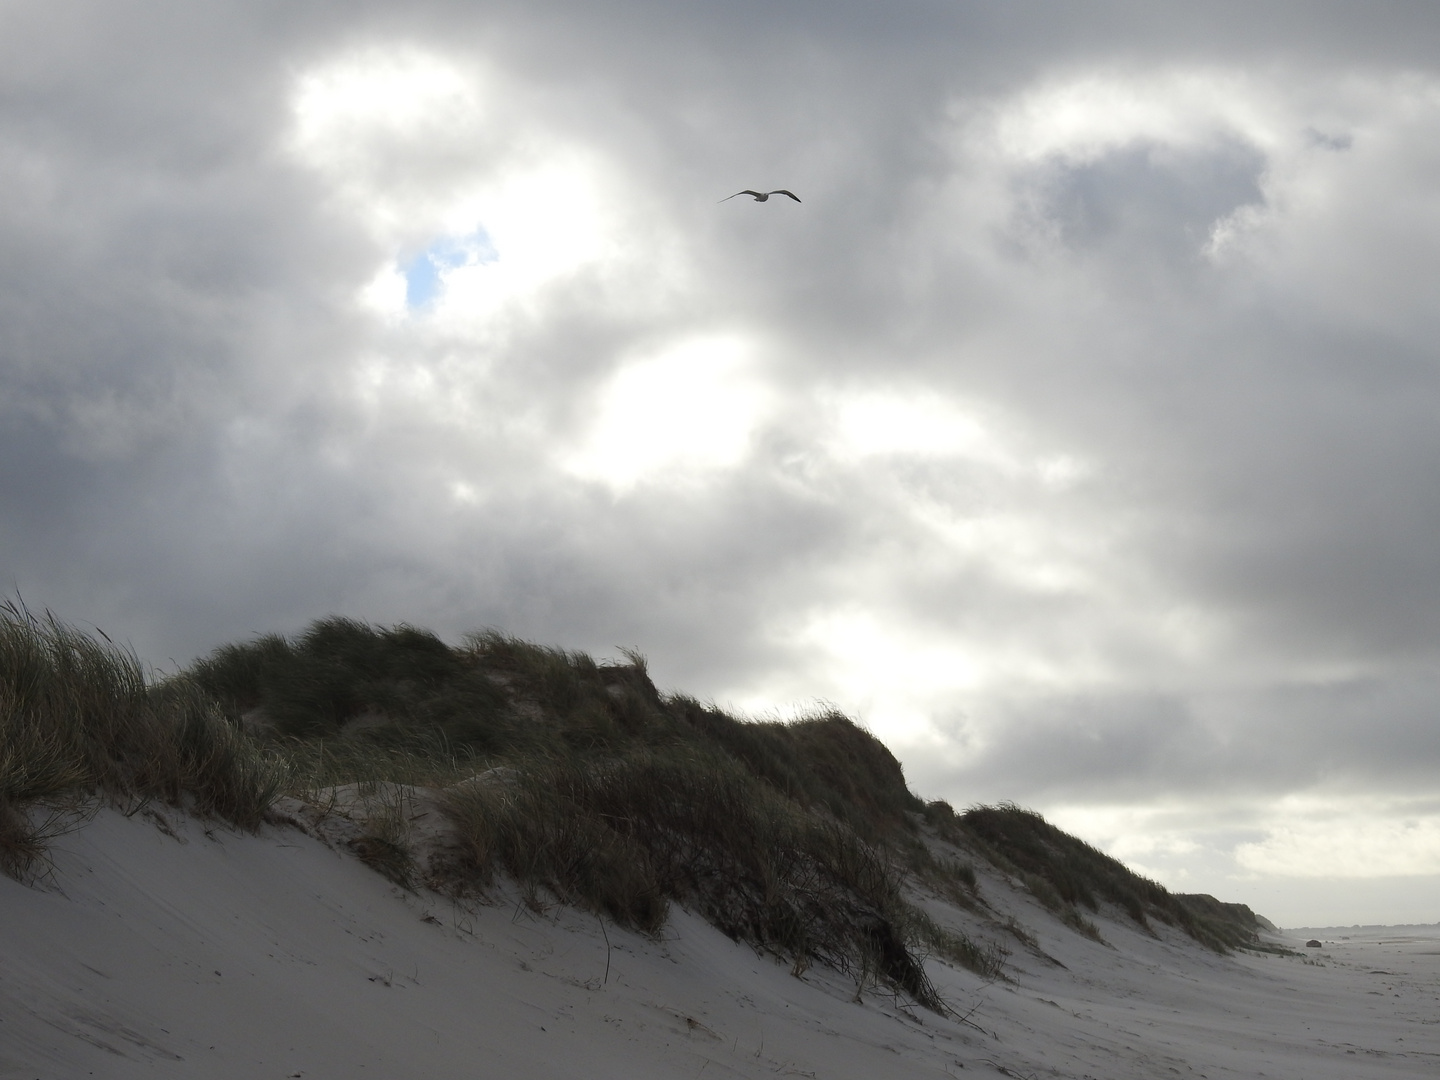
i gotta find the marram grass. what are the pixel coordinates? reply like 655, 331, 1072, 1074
3, 609, 1267, 1010
0, 602, 284, 876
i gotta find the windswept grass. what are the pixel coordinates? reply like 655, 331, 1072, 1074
6, 609, 1267, 1010
189, 619, 966, 1006
442, 746, 942, 1007
903, 907, 1009, 982
947, 803, 1261, 952
190, 618, 511, 749
669, 698, 924, 842
0, 602, 284, 878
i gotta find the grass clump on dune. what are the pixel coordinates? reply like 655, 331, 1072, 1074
668, 697, 925, 842
943, 802, 1262, 952
190, 618, 959, 1007
0, 602, 284, 878
190, 618, 511, 749
12, 609, 1267, 1008
442, 746, 941, 1005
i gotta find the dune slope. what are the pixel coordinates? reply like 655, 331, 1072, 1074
4, 805, 1439, 1080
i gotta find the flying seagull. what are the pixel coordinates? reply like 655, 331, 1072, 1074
720, 189, 801, 203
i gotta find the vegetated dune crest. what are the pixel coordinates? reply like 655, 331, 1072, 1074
4, 611, 1440, 1077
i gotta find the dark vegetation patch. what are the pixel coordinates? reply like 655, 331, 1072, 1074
5, 609, 1265, 1008
0, 602, 282, 878
442, 749, 946, 997
192, 621, 950, 1006
189, 619, 510, 750
1173, 892, 1283, 953
933, 802, 1262, 952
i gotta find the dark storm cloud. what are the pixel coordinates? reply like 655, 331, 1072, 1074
6, 1, 1440, 916
914, 671, 1440, 807
1037, 140, 1267, 262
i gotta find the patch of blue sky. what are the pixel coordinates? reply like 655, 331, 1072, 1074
402, 229, 497, 309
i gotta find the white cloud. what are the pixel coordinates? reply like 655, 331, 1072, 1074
290, 44, 632, 330
288, 46, 490, 234
827, 391, 1013, 465
564, 335, 770, 491
1236, 799, 1440, 879
433, 157, 614, 321
986, 68, 1282, 166
1034, 795, 1440, 926
784, 607, 983, 743
291, 46, 481, 149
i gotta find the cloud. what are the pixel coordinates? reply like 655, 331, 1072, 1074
1235, 801, 1440, 879
564, 334, 770, 491
6, 1, 1440, 921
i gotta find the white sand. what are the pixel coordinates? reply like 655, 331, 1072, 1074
3, 807, 1438, 1079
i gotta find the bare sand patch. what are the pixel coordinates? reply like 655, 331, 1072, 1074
3, 809, 1437, 1079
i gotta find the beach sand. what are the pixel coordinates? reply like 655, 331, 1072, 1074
3, 807, 1437, 1079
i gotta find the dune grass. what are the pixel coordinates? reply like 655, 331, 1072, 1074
0, 602, 284, 877
1, 609, 961, 1005
185, 618, 963, 1006
4, 608, 1260, 1009
441, 746, 942, 1004
939, 802, 1262, 951
189, 618, 511, 748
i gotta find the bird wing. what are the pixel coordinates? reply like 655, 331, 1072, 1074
769, 190, 801, 202
719, 190, 765, 202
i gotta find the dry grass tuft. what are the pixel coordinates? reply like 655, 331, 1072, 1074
957, 803, 1260, 951
439, 746, 943, 1005
0, 601, 285, 877
15, 610, 1143, 1009
437, 748, 944, 1013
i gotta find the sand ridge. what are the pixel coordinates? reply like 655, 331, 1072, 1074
2, 808, 1438, 1079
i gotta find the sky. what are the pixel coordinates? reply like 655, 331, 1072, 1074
4, 0, 1440, 926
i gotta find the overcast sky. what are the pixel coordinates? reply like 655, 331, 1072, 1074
5, 0, 1440, 925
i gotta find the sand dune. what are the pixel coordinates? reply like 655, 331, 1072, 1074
3, 807, 1438, 1080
